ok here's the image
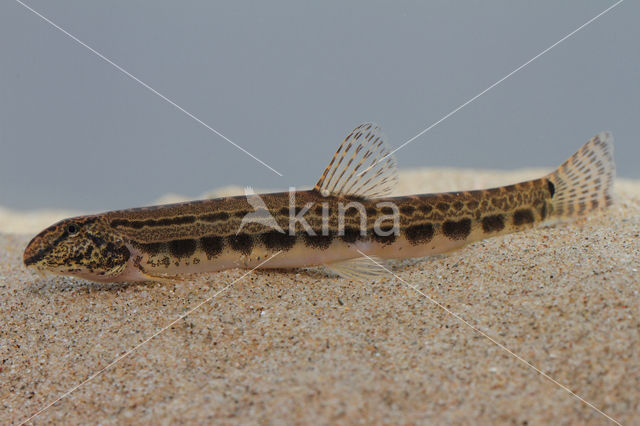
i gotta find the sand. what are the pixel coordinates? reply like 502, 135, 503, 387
1, 168, 639, 425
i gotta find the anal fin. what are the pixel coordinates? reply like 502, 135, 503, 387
324, 255, 388, 281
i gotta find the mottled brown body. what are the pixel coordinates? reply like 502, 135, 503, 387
93, 177, 552, 279
23, 124, 614, 282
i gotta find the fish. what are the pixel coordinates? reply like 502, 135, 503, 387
23, 123, 615, 282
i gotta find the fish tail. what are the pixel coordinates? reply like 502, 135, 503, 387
547, 132, 615, 218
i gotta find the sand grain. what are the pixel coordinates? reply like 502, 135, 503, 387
2, 169, 639, 424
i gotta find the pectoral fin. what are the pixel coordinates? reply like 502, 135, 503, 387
324, 255, 388, 281
136, 269, 183, 284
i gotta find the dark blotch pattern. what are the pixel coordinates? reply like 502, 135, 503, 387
113, 245, 131, 263
442, 218, 472, 240
436, 202, 450, 212
87, 233, 107, 248
373, 233, 396, 245
379, 206, 395, 215
228, 233, 253, 255
201, 212, 229, 222
292, 206, 307, 216
466, 200, 479, 210
170, 239, 197, 258
303, 234, 333, 249
373, 223, 396, 245
109, 219, 128, 228
137, 242, 165, 255
547, 180, 556, 197
539, 203, 548, 220
513, 209, 535, 226
344, 207, 363, 217
111, 216, 196, 229
400, 205, 415, 215
419, 204, 433, 214
341, 227, 361, 243
404, 223, 434, 244
200, 236, 224, 259
481, 215, 505, 233
261, 231, 296, 250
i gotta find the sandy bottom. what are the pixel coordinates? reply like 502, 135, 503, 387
2, 168, 639, 424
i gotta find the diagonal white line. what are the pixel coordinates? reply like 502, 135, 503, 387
358, 0, 625, 177
356, 249, 621, 425
14, 0, 283, 177
18, 251, 282, 426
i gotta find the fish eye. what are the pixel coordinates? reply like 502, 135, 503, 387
65, 223, 80, 235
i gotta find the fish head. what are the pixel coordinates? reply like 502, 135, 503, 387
23, 215, 131, 282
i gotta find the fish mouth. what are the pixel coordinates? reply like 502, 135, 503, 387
23, 237, 61, 276
23, 232, 52, 267
23, 252, 42, 267
23, 247, 46, 267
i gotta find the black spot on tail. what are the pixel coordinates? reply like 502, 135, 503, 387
404, 223, 434, 244
260, 231, 296, 250
547, 180, 556, 197
200, 236, 224, 259
482, 215, 505, 233
228, 233, 254, 255
170, 239, 197, 258
442, 218, 472, 240
513, 209, 535, 226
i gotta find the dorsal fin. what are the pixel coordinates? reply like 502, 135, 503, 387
314, 123, 398, 199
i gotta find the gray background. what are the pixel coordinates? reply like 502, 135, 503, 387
1, 1, 637, 211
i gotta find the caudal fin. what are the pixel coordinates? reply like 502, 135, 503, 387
547, 132, 615, 218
